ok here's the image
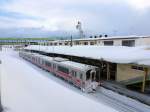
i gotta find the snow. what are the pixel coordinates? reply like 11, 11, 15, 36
26, 45, 150, 66
61, 61, 97, 71
52, 35, 150, 42
0, 49, 118, 112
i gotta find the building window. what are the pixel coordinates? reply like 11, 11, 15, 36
122, 40, 135, 47
59, 43, 62, 45
65, 43, 68, 45
90, 42, 95, 45
75, 41, 80, 45
83, 42, 88, 45
58, 66, 69, 74
131, 66, 144, 71
104, 41, 113, 46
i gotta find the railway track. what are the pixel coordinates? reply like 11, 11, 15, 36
91, 88, 149, 112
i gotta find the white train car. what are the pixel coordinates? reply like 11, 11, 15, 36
19, 51, 100, 92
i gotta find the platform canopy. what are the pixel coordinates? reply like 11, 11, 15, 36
25, 45, 150, 67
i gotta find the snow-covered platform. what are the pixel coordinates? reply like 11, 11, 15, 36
101, 81, 150, 105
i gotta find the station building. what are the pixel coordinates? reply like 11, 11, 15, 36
45, 36, 150, 47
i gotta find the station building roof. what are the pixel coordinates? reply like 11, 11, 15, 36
26, 45, 150, 67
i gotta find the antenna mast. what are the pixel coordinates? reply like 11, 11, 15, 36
76, 21, 85, 38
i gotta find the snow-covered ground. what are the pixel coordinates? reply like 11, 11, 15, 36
0, 49, 118, 112
0, 48, 150, 112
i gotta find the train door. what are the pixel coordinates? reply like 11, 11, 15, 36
90, 70, 96, 82
71, 70, 77, 84
53, 63, 57, 72
90, 70, 99, 90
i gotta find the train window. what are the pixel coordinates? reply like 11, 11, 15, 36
72, 71, 77, 77
58, 66, 69, 74
42, 60, 45, 65
53, 64, 56, 69
86, 70, 91, 80
37, 58, 39, 62
79, 73, 83, 80
45, 61, 51, 67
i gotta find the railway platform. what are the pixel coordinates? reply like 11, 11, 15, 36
101, 81, 150, 106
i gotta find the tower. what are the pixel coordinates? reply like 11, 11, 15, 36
76, 21, 85, 38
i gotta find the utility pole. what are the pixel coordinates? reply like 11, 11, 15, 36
70, 35, 73, 47
141, 68, 148, 93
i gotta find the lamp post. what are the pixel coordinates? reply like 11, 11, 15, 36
70, 35, 73, 47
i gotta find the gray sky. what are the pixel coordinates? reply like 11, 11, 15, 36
0, 0, 150, 37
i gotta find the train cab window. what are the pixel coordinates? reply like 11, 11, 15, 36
86, 70, 91, 80
58, 66, 69, 74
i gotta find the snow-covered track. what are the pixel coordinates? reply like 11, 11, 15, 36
92, 88, 150, 112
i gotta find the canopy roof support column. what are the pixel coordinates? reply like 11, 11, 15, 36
141, 68, 148, 93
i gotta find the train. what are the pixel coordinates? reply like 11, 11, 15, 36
19, 51, 100, 92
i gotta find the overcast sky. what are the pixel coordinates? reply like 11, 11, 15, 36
1, 0, 150, 37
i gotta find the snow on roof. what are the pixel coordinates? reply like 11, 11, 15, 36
52, 35, 150, 42
25, 45, 150, 66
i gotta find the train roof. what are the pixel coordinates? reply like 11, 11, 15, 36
38, 54, 97, 71
33, 53, 44, 57
41, 55, 53, 61
21, 51, 98, 70
53, 57, 69, 62
60, 61, 98, 71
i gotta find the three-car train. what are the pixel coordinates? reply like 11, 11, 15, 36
19, 51, 100, 92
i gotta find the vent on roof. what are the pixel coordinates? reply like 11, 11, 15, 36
104, 35, 108, 37
99, 35, 102, 38
53, 57, 69, 62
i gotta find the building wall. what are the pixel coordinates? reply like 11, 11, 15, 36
142, 38, 150, 45
47, 37, 150, 47
116, 64, 150, 81
113, 40, 122, 46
